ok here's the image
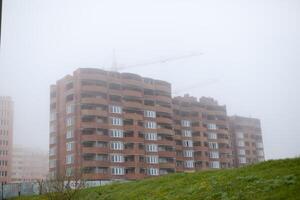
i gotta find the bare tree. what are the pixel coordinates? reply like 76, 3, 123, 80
43, 168, 85, 200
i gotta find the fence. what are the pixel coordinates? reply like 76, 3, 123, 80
0, 180, 119, 199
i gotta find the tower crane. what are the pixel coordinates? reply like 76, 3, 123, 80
109, 51, 203, 71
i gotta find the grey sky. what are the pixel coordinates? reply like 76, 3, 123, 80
0, 0, 299, 159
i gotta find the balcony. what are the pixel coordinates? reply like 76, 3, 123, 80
81, 97, 107, 105
81, 85, 107, 93
123, 101, 142, 109
123, 90, 143, 98
82, 147, 109, 154
157, 117, 173, 124
79, 73, 107, 81
81, 109, 108, 117
156, 95, 172, 103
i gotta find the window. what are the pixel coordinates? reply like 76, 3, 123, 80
109, 105, 122, 114
49, 159, 56, 168
111, 167, 124, 175
184, 160, 194, 168
209, 161, 220, 169
144, 132, 157, 141
258, 150, 264, 157
66, 128, 74, 139
144, 110, 156, 118
110, 141, 124, 150
181, 120, 191, 127
237, 141, 245, 147
209, 151, 219, 159
66, 167, 73, 177
146, 156, 158, 164
111, 117, 123, 126
183, 150, 193, 158
66, 104, 75, 114
50, 123, 56, 133
50, 135, 56, 144
182, 130, 192, 137
111, 154, 124, 163
239, 157, 246, 164
66, 154, 74, 164
208, 132, 217, 140
183, 140, 193, 147
66, 142, 74, 151
236, 132, 244, 139
238, 149, 246, 155
50, 112, 56, 121
49, 147, 56, 156
147, 168, 159, 176
145, 144, 158, 152
207, 123, 217, 130
258, 157, 264, 162
208, 142, 218, 149
144, 121, 156, 129
110, 129, 123, 138
66, 117, 74, 127
256, 142, 263, 148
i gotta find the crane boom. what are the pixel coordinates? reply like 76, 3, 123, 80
112, 52, 203, 71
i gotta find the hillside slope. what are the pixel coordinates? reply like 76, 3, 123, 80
14, 158, 300, 200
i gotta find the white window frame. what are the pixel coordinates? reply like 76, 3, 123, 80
183, 150, 194, 158
208, 132, 217, 140
110, 154, 124, 163
209, 161, 220, 169
238, 149, 246, 156
66, 142, 74, 152
144, 121, 157, 129
146, 144, 158, 152
110, 141, 124, 150
66, 128, 74, 139
147, 168, 159, 176
184, 160, 194, 168
207, 123, 217, 130
209, 142, 219, 149
237, 140, 245, 147
144, 110, 156, 118
209, 151, 219, 159
183, 140, 193, 148
111, 117, 123, 126
110, 129, 124, 138
66, 154, 74, 164
66, 104, 75, 114
182, 130, 192, 137
66, 117, 74, 127
49, 147, 56, 156
236, 132, 244, 139
146, 155, 158, 164
144, 132, 157, 141
181, 120, 191, 127
239, 157, 247, 164
111, 167, 124, 175
110, 105, 122, 114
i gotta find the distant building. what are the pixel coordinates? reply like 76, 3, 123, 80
0, 96, 13, 183
49, 68, 264, 182
229, 116, 265, 167
11, 146, 48, 182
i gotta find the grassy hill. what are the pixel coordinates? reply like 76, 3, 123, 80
13, 157, 300, 200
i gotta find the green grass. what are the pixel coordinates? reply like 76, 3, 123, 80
12, 157, 300, 200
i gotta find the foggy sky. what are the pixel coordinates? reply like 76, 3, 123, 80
0, 0, 299, 159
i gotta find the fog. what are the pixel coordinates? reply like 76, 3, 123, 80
0, 0, 299, 159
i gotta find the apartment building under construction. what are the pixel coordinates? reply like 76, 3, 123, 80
49, 68, 264, 181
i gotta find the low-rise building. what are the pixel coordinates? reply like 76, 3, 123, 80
11, 146, 48, 182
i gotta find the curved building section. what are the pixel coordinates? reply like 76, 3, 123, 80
49, 68, 174, 180
49, 68, 263, 181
